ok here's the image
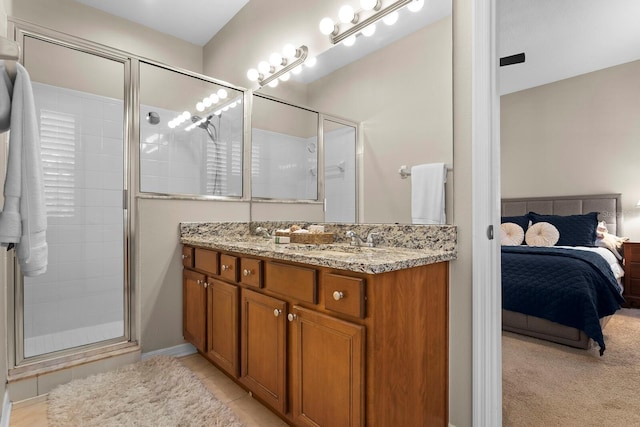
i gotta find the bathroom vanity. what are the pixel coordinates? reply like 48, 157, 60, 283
180, 222, 456, 427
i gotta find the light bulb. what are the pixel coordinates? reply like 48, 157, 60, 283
383, 11, 399, 25
291, 65, 303, 75
247, 68, 260, 81
223, 105, 230, 111
203, 97, 212, 108
209, 94, 219, 104
319, 17, 336, 35
343, 35, 356, 47
338, 5, 356, 24
269, 52, 283, 67
268, 79, 279, 88
360, 0, 378, 10
362, 23, 376, 37
279, 72, 291, 82
214, 110, 221, 116
196, 102, 205, 112
181, 111, 191, 120
168, 120, 176, 129
282, 43, 297, 59
407, 0, 424, 12
305, 56, 317, 67
230, 101, 238, 108
217, 88, 228, 99
258, 60, 272, 75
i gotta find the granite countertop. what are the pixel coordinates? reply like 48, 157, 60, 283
180, 222, 457, 275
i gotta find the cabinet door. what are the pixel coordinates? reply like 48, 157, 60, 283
206, 279, 239, 377
290, 306, 365, 427
183, 269, 206, 352
240, 289, 287, 413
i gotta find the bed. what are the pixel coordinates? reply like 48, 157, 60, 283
501, 194, 626, 354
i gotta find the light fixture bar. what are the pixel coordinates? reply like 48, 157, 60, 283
331, 0, 413, 44
258, 45, 308, 87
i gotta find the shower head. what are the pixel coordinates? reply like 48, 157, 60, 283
191, 115, 211, 129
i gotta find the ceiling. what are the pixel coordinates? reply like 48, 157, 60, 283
74, 0, 640, 95
74, 0, 249, 46
499, 0, 640, 94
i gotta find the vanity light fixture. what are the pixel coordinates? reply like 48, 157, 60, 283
246, 44, 309, 88
319, 0, 424, 45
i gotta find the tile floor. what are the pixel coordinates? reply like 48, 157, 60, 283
9, 353, 288, 427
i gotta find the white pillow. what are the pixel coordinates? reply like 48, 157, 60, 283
525, 222, 560, 247
501, 222, 524, 246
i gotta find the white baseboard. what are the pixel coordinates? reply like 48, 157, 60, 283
0, 390, 11, 427
141, 343, 197, 360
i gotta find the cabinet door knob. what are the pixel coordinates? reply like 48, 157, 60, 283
332, 291, 344, 301
287, 313, 297, 322
243, 269, 251, 276
196, 279, 202, 285
273, 309, 282, 317
204, 282, 209, 289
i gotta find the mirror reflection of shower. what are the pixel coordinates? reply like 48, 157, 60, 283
191, 113, 222, 195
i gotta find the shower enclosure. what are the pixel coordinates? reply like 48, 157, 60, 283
14, 29, 130, 362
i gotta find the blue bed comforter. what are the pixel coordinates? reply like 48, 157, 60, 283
502, 246, 625, 355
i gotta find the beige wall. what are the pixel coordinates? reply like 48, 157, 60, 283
501, 60, 640, 240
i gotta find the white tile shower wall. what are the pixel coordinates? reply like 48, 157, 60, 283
140, 106, 243, 196
324, 126, 356, 222
24, 83, 125, 358
252, 128, 317, 200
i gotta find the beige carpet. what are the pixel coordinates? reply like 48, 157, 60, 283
503, 308, 640, 427
48, 355, 245, 427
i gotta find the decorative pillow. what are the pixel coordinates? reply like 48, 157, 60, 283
528, 212, 598, 246
501, 215, 530, 232
525, 222, 560, 247
500, 223, 525, 246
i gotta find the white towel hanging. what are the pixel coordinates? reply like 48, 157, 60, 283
411, 163, 447, 225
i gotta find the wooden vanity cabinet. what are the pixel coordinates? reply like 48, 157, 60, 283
182, 245, 449, 427
206, 279, 239, 377
182, 269, 206, 352
240, 288, 288, 413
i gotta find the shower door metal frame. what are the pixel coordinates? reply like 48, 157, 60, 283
8, 20, 136, 369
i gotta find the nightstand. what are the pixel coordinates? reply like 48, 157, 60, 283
623, 242, 640, 308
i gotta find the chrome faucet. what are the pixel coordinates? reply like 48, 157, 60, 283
346, 231, 379, 247
255, 227, 272, 239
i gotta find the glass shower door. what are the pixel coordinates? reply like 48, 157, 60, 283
18, 34, 128, 360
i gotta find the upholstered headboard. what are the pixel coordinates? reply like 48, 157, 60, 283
501, 194, 622, 236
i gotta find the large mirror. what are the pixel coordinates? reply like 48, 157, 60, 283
139, 62, 245, 198
251, 95, 319, 200
254, 0, 453, 224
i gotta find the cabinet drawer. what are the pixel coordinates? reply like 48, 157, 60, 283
265, 262, 317, 304
220, 254, 239, 283
182, 246, 194, 268
240, 258, 263, 288
624, 243, 640, 261
628, 262, 640, 280
323, 273, 366, 318
195, 248, 219, 276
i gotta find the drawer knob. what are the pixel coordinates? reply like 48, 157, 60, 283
332, 291, 344, 301
287, 313, 297, 322
222, 265, 229, 271
273, 309, 282, 317
243, 269, 251, 277
181, 254, 189, 260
